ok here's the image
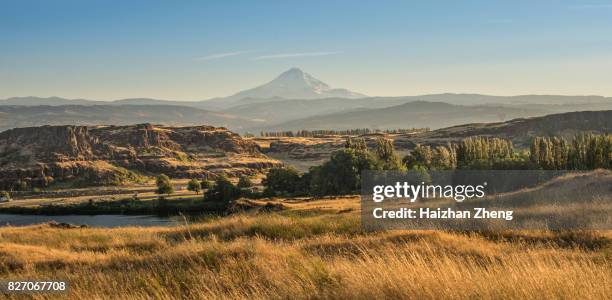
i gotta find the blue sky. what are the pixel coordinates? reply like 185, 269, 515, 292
1, 0, 612, 100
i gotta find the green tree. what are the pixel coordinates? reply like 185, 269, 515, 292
308, 148, 381, 196
374, 138, 404, 170
431, 146, 453, 170
345, 137, 368, 152
13, 179, 28, 191
200, 179, 212, 190
156, 174, 174, 195
205, 176, 240, 203
530, 137, 541, 167
237, 175, 254, 197
310, 150, 358, 196
237, 175, 253, 189
262, 167, 303, 196
405, 144, 433, 169
187, 178, 201, 194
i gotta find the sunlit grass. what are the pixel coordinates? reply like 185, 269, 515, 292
0, 205, 610, 299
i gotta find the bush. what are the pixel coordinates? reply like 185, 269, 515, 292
237, 175, 255, 197
309, 148, 383, 197
201, 179, 212, 190
0, 191, 10, 201
262, 167, 304, 196
237, 176, 253, 189
205, 176, 240, 204
156, 174, 174, 195
15, 180, 28, 191
187, 178, 202, 194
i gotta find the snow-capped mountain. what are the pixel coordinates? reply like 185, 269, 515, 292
202, 68, 366, 108
230, 67, 365, 100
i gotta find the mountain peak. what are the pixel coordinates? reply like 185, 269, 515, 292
221, 68, 365, 103
275, 68, 315, 82
279, 67, 305, 76
269, 68, 330, 91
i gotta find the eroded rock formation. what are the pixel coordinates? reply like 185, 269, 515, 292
0, 124, 281, 189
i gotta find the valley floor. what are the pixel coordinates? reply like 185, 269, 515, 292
0, 196, 610, 299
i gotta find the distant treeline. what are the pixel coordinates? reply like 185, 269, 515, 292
259, 128, 429, 137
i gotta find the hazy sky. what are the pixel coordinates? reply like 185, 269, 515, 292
2, 0, 612, 100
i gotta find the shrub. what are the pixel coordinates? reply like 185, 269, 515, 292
0, 191, 10, 201
11, 179, 28, 191
156, 174, 174, 195
201, 179, 212, 190
205, 176, 240, 203
187, 178, 202, 194
237, 176, 253, 189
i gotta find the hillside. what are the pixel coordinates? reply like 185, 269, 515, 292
224, 97, 412, 125
4, 93, 610, 108
0, 124, 280, 189
256, 110, 612, 170
3, 91, 612, 133
261, 101, 553, 131
411, 110, 612, 146
0, 105, 263, 133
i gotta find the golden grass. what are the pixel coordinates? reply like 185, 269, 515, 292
0, 203, 610, 299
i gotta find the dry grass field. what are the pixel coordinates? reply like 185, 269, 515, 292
0, 195, 610, 299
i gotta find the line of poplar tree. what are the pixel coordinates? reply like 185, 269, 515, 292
404, 134, 611, 170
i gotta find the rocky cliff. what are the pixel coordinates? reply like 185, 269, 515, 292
0, 124, 280, 189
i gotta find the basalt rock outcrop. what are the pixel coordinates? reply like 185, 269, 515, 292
0, 124, 281, 189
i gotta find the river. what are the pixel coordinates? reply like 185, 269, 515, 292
0, 214, 181, 228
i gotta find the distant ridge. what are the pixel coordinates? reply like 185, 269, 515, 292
2, 93, 610, 109
256, 100, 557, 131
0, 105, 262, 133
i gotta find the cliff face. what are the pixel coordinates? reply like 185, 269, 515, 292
0, 125, 96, 162
0, 124, 280, 189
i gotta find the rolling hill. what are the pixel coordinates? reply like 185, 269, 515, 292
2, 68, 612, 133
414, 110, 612, 146
258, 101, 553, 131
4, 93, 610, 111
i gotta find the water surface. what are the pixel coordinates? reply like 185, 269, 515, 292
0, 214, 180, 228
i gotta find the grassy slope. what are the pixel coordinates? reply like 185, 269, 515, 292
0, 197, 610, 299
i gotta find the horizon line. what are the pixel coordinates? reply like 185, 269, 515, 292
2, 92, 611, 103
